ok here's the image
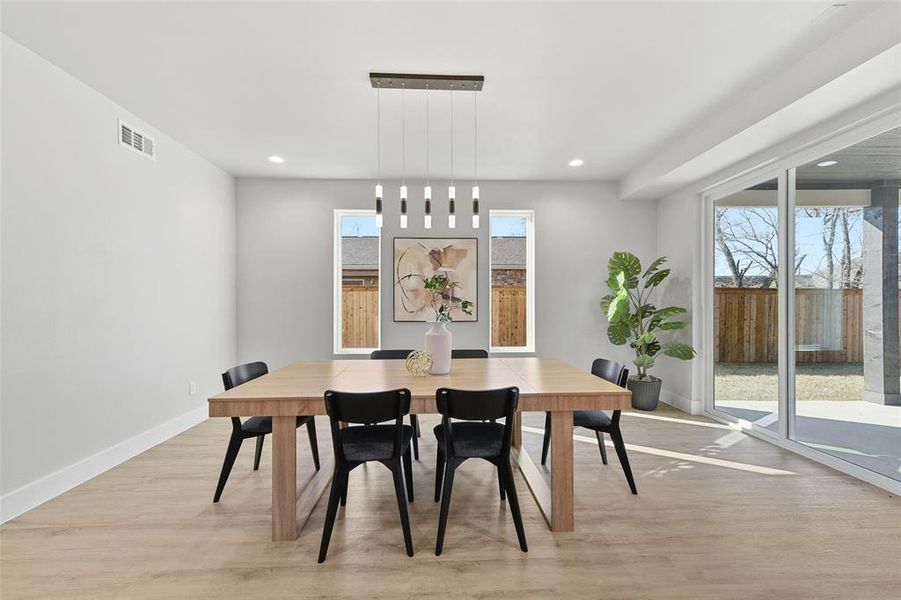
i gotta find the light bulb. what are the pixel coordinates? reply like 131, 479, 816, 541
449, 214, 456, 228
424, 185, 432, 200
472, 214, 479, 228
449, 185, 456, 200
375, 184, 383, 198
400, 213, 408, 229
424, 214, 432, 229
400, 185, 407, 201
375, 213, 383, 228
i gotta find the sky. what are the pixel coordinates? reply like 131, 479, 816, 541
340, 214, 527, 237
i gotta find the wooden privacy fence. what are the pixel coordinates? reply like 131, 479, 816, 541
342, 286, 379, 348
491, 285, 527, 347
714, 287, 901, 364
341, 284, 528, 349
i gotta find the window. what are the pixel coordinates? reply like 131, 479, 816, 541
334, 210, 380, 354
490, 210, 535, 352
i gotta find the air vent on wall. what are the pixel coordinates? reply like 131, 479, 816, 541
118, 119, 155, 160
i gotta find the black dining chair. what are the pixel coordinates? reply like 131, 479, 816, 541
214, 361, 320, 503
540, 358, 637, 495
370, 350, 422, 460
318, 388, 415, 562
451, 349, 489, 358
433, 387, 527, 555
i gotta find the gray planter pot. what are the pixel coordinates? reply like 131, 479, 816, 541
627, 377, 662, 411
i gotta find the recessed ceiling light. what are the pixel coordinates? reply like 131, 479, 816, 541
817, 160, 838, 167
568, 158, 584, 167
268, 155, 285, 164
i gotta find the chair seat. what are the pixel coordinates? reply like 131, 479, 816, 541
573, 410, 612, 430
339, 424, 414, 461
433, 422, 505, 458
242, 415, 312, 435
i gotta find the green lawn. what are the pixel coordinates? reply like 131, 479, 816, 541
715, 363, 864, 402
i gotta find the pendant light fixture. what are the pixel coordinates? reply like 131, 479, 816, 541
448, 88, 456, 229
400, 83, 408, 229
424, 84, 432, 229
472, 89, 480, 229
367, 73, 484, 229
374, 82, 383, 228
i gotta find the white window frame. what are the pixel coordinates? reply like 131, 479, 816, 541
333, 209, 381, 355
699, 108, 901, 495
489, 209, 536, 353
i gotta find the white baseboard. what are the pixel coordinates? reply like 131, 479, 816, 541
0, 405, 208, 524
659, 389, 702, 415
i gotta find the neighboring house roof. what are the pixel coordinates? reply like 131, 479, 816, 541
342, 236, 379, 271
491, 237, 526, 269
341, 235, 527, 271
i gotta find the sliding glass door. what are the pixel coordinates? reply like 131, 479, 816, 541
713, 178, 781, 433
790, 128, 901, 481
709, 125, 901, 486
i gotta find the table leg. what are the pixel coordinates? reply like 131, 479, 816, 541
550, 410, 574, 532
272, 416, 297, 541
512, 411, 522, 448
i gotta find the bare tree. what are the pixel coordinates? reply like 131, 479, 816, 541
714, 209, 749, 286
716, 207, 805, 287
804, 208, 839, 288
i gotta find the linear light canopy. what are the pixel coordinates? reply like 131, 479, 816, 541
370, 72, 484, 91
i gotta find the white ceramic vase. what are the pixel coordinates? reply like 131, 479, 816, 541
425, 321, 452, 375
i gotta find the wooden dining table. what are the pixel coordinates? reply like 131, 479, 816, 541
208, 356, 631, 541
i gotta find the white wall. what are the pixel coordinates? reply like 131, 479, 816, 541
236, 178, 656, 372
0, 36, 236, 520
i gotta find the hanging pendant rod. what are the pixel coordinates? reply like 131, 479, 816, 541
369, 72, 484, 91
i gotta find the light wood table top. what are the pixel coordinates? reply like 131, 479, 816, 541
208, 357, 632, 416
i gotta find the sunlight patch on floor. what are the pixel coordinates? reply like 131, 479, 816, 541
520, 425, 796, 476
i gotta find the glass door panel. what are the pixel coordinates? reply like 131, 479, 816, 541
791, 128, 901, 482
713, 178, 781, 432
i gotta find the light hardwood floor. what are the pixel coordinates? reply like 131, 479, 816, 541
2, 407, 899, 599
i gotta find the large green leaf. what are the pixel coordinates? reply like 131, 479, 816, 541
645, 268, 671, 289
658, 320, 687, 330
662, 341, 696, 360
633, 355, 655, 369
599, 294, 614, 315
607, 321, 630, 345
608, 251, 641, 289
642, 256, 667, 278
648, 306, 687, 330
607, 288, 630, 323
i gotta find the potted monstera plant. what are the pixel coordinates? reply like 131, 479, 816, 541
601, 252, 696, 411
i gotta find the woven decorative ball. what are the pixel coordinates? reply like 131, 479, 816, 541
405, 350, 433, 377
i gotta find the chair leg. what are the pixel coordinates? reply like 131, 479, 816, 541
403, 446, 414, 502
595, 430, 608, 465
318, 467, 346, 563
390, 463, 415, 557
497, 464, 506, 501
434, 447, 445, 502
253, 435, 264, 471
435, 463, 456, 556
501, 459, 528, 552
306, 419, 321, 471
411, 414, 421, 438
609, 427, 637, 495
340, 469, 348, 507
540, 412, 551, 466
410, 421, 420, 461
213, 433, 243, 503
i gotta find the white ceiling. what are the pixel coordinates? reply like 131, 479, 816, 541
1, 1, 898, 186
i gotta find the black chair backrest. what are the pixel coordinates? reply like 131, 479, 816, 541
370, 350, 415, 360
222, 362, 269, 429
451, 349, 489, 359
324, 389, 412, 462
436, 387, 519, 457
590, 358, 629, 388
222, 361, 269, 390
